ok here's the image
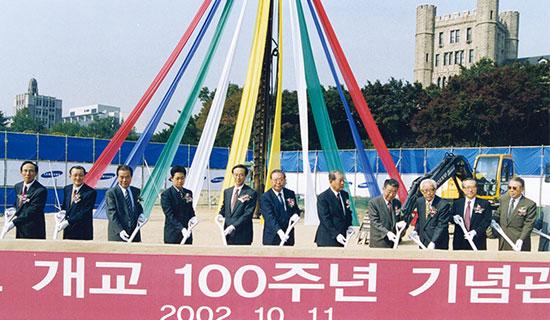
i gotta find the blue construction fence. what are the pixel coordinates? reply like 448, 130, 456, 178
1, 132, 548, 212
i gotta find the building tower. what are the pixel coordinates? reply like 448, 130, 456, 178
414, 5, 436, 86
500, 11, 519, 61
474, 0, 498, 62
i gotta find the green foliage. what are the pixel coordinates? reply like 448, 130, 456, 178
412, 60, 550, 146
10, 108, 45, 133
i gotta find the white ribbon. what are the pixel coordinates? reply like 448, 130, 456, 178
289, 0, 318, 226
279, 214, 300, 246
491, 220, 520, 252
185, 0, 248, 208
181, 216, 199, 245
453, 215, 478, 251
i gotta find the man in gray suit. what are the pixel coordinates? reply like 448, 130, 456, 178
368, 179, 406, 248
106, 165, 144, 242
493, 176, 537, 251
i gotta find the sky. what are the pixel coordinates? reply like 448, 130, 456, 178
1, 0, 549, 132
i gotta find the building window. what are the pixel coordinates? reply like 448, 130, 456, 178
442, 76, 447, 86
466, 27, 472, 43
443, 52, 448, 65
450, 29, 460, 43
437, 77, 441, 87
469, 49, 474, 63
449, 52, 453, 65
435, 54, 440, 67
438, 32, 444, 47
454, 51, 460, 64
490, 11, 493, 19
459, 50, 464, 65
426, 53, 429, 62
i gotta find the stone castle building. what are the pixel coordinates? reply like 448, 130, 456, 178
414, 0, 519, 87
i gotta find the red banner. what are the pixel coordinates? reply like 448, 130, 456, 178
0, 250, 548, 319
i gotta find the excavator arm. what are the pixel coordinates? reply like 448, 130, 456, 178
402, 153, 473, 223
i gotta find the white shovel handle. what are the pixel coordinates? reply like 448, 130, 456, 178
215, 215, 227, 246
279, 214, 300, 246
181, 217, 199, 245
491, 220, 519, 252
453, 215, 478, 251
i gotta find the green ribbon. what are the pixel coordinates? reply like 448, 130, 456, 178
141, 0, 235, 216
296, 0, 358, 225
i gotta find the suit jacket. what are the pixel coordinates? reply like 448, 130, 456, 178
161, 186, 196, 244
13, 180, 47, 239
493, 194, 537, 251
368, 195, 403, 248
414, 195, 451, 249
260, 187, 300, 246
315, 188, 353, 247
105, 185, 143, 242
219, 184, 257, 245
61, 183, 97, 240
451, 197, 492, 250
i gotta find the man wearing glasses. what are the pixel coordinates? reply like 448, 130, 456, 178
493, 177, 537, 251
410, 179, 451, 250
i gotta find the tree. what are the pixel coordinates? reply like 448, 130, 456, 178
10, 108, 45, 133
151, 116, 201, 145
412, 59, 550, 146
49, 121, 83, 136
0, 110, 9, 130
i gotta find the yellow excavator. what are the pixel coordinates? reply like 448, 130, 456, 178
401, 153, 514, 219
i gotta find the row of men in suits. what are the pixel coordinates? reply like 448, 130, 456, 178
4, 161, 97, 240
5, 161, 538, 251
368, 176, 538, 251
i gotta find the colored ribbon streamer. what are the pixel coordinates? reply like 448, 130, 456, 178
305, 0, 380, 198
288, 0, 318, 225
311, 0, 408, 202
93, 0, 224, 218
83, 0, 213, 188
218, 0, 271, 207
295, 0, 358, 225
264, 0, 284, 192
185, 0, 249, 207
140, 0, 235, 217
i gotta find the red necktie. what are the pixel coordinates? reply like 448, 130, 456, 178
465, 200, 471, 230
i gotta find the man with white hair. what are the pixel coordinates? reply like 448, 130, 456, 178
411, 179, 451, 249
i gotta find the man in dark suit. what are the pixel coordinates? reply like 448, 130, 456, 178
451, 178, 491, 250
315, 170, 353, 247
493, 176, 537, 251
161, 166, 196, 244
368, 178, 406, 248
59, 166, 97, 240
105, 165, 144, 242
7, 161, 48, 239
412, 179, 451, 250
219, 164, 257, 245
260, 169, 300, 246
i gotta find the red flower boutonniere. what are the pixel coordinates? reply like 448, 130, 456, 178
184, 193, 193, 203
428, 206, 437, 217
238, 194, 252, 203
18, 194, 30, 205
345, 199, 351, 209
287, 198, 295, 208
474, 204, 484, 214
